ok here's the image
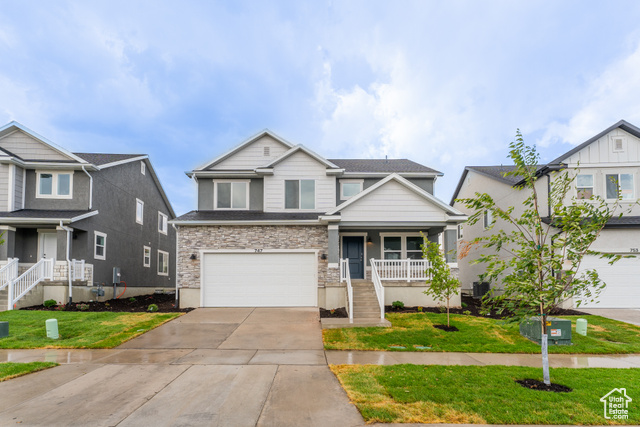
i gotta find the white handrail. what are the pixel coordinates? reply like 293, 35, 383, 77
71, 259, 85, 281
369, 258, 385, 320
371, 259, 431, 282
0, 258, 19, 291
340, 259, 353, 322
8, 258, 54, 310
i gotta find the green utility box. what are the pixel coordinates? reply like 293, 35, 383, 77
519, 317, 572, 345
0, 321, 8, 338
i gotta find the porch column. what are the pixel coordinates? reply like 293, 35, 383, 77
0, 226, 16, 261
328, 224, 340, 266
56, 226, 72, 262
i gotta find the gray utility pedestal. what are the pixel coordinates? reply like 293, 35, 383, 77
0, 321, 8, 338
520, 317, 572, 345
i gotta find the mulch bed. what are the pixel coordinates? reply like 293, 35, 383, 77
433, 324, 459, 332
516, 379, 572, 393
385, 295, 590, 319
21, 293, 193, 313
319, 307, 348, 318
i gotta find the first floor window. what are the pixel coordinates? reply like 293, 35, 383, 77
285, 179, 315, 209
158, 250, 169, 276
382, 234, 425, 260
606, 173, 634, 200
158, 212, 168, 234
37, 171, 73, 198
576, 174, 594, 199
143, 246, 151, 267
483, 210, 493, 229
94, 232, 107, 260
136, 199, 144, 224
215, 181, 248, 209
458, 224, 464, 240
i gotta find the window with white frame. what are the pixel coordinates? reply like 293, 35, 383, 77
94, 231, 107, 260
36, 171, 73, 198
157, 250, 169, 276
141, 161, 146, 175
215, 181, 249, 209
381, 234, 425, 260
285, 179, 315, 209
340, 180, 363, 200
158, 212, 168, 234
136, 199, 144, 224
143, 246, 151, 267
611, 136, 625, 152
576, 174, 594, 199
458, 224, 464, 240
606, 173, 634, 200
483, 210, 493, 229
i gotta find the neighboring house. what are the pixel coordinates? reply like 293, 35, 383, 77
0, 121, 176, 309
172, 129, 466, 316
452, 120, 640, 308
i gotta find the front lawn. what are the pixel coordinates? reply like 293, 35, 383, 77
332, 364, 640, 424
0, 362, 58, 381
0, 311, 181, 349
323, 313, 640, 354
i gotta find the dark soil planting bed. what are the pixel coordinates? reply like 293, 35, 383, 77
21, 293, 193, 313
516, 379, 572, 393
319, 307, 348, 318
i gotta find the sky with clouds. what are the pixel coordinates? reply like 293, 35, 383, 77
1, 0, 640, 215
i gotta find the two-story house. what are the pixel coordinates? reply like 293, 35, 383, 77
452, 120, 640, 308
0, 121, 176, 309
172, 130, 466, 317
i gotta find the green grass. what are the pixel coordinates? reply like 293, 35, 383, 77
323, 313, 640, 354
0, 362, 58, 381
332, 364, 640, 424
0, 311, 181, 349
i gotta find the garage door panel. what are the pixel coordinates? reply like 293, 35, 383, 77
578, 256, 640, 308
202, 252, 317, 307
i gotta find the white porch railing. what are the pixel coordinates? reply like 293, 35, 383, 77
371, 259, 431, 282
0, 258, 19, 292
8, 258, 54, 311
71, 259, 85, 281
340, 259, 354, 322
369, 258, 385, 321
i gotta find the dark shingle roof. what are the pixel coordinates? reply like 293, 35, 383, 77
0, 209, 95, 219
465, 165, 544, 186
173, 210, 323, 222
74, 153, 144, 166
327, 159, 441, 174
542, 216, 640, 228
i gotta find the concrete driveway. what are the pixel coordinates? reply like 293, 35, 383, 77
581, 308, 640, 326
0, 308, 364, 427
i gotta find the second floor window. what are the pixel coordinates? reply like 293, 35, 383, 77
136, 199, 144, 224
215, 181, 248, 209
158, 212, 168, 234
576, 174, 594, 199
483, 210, 493, 229
285, 179, 315, 209
37, 171, 72, 199
94, 231, 107, 260
606, 173, 634, 200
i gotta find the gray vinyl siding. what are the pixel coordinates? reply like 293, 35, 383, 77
71, 159, 176, 287
336, 177, 435, 205
0, 130, 71, 161
24, 170, 91, 210
14, 166, 24, 209
0, 164, 8, 211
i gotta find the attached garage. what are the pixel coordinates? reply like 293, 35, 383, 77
201, 251, 318, 307
577, 255, 640, 308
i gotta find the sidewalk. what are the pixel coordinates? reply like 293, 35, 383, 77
326, 350, 640, 368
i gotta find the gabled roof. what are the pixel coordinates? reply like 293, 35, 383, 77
196, 129, 295, 171
328, 159, 441, 175
263, 145, 341, 169
549, 119, 640, 165
0, 121, 89, 164
327, 173, 464, 217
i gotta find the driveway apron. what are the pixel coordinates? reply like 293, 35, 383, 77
0, 307, 364, 427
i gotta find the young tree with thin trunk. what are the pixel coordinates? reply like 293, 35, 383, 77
457, 130, 631, 385
422, 239, 460, 328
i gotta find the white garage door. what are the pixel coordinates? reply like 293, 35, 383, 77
577, 255, 640, 308
202, 252, 317, 307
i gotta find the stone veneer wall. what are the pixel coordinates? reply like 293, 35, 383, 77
177, 225, 339, 289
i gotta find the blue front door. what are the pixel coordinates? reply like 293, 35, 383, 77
343, 236, 364, 279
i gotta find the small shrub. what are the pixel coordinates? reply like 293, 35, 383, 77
392, 301, 405, 309
44, 299, 57, 308
330, 309, 335, 315
54, 303, 66, 311
438, 305, 447, 313
147, 304, 159, 312
417, 306, 423, 312
463, 310, 472, 316
77, 303, 89, 311
461, 301, 468, 308
128, 297, 136, 302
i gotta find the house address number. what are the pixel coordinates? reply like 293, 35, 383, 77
254, 249, 263, 253
631, 248, 639, 253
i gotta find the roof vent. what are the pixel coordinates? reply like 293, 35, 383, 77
264, 146, 270, 156
613, 138, 624, 152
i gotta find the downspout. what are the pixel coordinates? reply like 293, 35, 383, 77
172, 223, 179, 308
81, 166, 93, 210
59, 221, 73, 305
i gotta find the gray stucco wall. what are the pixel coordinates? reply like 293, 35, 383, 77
197, 178, 263, 211
14, 228, 38, 262
24, 170, 91, 210
71, 159, 176, 287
